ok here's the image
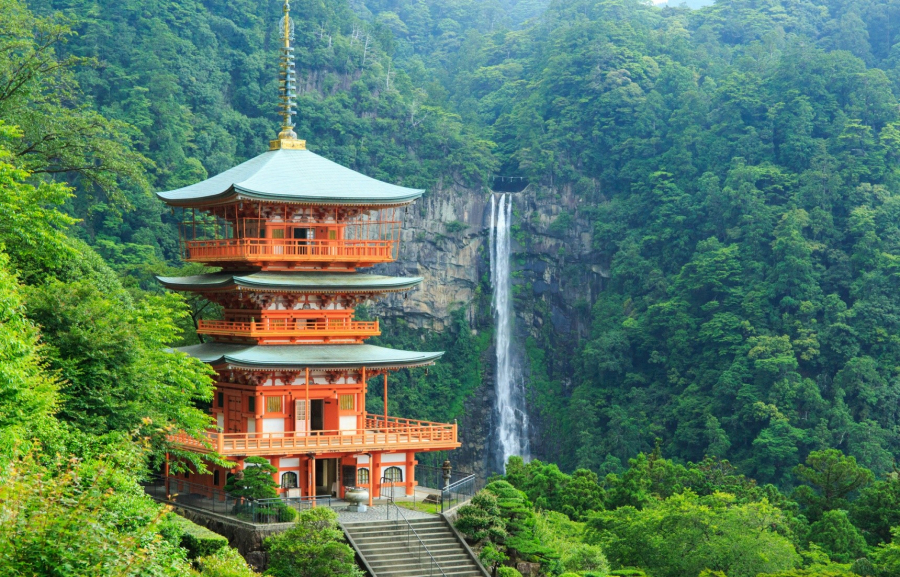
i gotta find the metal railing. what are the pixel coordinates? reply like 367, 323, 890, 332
441, 474, 477, 513
380, 477, 448, 577
414, 464, 475, 494
143, 475, 339, 524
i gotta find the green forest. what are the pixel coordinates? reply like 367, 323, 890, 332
4, 0, 900, 574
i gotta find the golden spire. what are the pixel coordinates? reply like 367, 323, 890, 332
270, 0, 306, 150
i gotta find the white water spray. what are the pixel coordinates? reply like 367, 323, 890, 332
490, 193, 529, 469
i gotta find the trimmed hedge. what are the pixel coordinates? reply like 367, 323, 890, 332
169, 515, 228, 559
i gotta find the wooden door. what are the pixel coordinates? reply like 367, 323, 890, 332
310, 399, 324, 432
227, 396, 242, 433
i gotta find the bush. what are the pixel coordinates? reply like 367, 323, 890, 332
166, 515, 228, 559
264, 508, 363, 577
196, 547, 256, 577
497, 568, 523, 577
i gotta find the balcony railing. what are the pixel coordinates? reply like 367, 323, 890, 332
169, 416, 458, 457
184, 238, 396, 264
197, 319, 380, 341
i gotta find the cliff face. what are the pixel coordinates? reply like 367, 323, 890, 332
371, 183, 605, 476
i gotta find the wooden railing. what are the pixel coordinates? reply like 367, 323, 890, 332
169, 418, 458, 456
184, 238, 396, 263
197, 319, 380, 340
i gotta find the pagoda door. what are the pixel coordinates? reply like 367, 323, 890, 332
227, 396, 242, 433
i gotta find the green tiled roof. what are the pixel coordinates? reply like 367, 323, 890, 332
156, 272, 423, 293
156, 149, 423, 207
177, 343, 443, 369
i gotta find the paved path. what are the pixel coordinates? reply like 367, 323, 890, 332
337, 502, 437, 523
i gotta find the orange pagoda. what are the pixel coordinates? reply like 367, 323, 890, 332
156, 0, 458, 505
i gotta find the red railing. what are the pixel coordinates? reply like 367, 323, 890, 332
168, 418, 458, 456
197, 319, 380, 339
184, 238, 396, 263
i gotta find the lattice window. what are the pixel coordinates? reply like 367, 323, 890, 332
339, 394, 355, 411
295, 399, 307, 420
266, 396, 283, 413
281, 472, 298, 489
357, 467, 370, 485
384, 466, 403, 483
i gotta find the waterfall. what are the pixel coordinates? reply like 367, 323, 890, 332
489, 193, 529, 471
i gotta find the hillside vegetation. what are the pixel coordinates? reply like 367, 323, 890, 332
4, 0, 900, 574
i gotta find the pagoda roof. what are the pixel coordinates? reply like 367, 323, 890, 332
177, 343, 443, 370
156, 272, 423, 294
156, 149, 424, 208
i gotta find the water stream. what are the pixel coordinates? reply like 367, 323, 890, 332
489, 193, 529, 471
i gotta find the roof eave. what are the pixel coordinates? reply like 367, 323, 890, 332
210, 351, 444, 371
156, 187, 425, 209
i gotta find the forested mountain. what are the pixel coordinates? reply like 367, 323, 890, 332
6, 0, 900, 573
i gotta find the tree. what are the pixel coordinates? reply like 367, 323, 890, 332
585, 491, 800, 577
0, 450, 193, 577
225, 457, 279, 500
808, 510, 868, 564
794, 449, 874, 520
850, 474, 900, 546
264, 508, 363, 577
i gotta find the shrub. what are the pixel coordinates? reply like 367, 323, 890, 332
196, 547, 256, 577
168, 515, 228, 559
497, 568, 523, 577
264, 507, 363, 577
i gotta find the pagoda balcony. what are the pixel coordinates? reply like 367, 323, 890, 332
169, 415, 459, 457
183, 238, 396, 267
196, 319, 380, 343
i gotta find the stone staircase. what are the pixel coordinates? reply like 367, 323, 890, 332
342, 517, 486, 577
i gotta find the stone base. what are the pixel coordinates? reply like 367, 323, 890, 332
347, 504, 368, 512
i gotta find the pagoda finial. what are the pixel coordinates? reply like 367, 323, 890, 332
271, 0, 306, 150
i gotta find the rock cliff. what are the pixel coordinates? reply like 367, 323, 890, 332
371, 183, 606, 477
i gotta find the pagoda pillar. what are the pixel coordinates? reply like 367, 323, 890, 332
405, 451, 416, 497
367, 452, 375, 507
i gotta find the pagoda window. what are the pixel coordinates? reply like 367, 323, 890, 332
357, 468, 369, 486
214, 470, 220, 486
266, 396, 283, 413
248, 396, 256, 413
217, 392, 224, 407
281, 472, 298, 489
383, 466, 403, 483
339, 394, 355, 411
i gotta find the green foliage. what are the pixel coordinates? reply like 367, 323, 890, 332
0, 450, 193, 577
850, 473, 900, 546
264, 507, 363, 577
585, 491, 800, 577
505, 456, 605, 521
225, 456, 279, 500
794, 449, 874, 522
808, 510, 868, 564
871, 528, 900, 577
496, 568, 523, 577
195, 547, 257, 577
0, 248, 59, 452
164, 515, 229, 560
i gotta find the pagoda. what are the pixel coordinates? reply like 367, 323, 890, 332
156, 0, 458, 504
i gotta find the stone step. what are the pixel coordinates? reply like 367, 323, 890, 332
342, 516, 485, 577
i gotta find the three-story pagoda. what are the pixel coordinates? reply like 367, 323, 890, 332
157, 0, 458, 503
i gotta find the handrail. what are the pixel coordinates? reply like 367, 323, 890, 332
380, 477, 447, 577
184, 238, 397, 262
168, 420, 458, 456
197, 318, 380, 337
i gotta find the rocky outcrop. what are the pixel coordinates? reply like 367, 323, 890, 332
371, 182, 604, 474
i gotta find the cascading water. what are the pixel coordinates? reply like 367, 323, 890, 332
489, 193, 529, 471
